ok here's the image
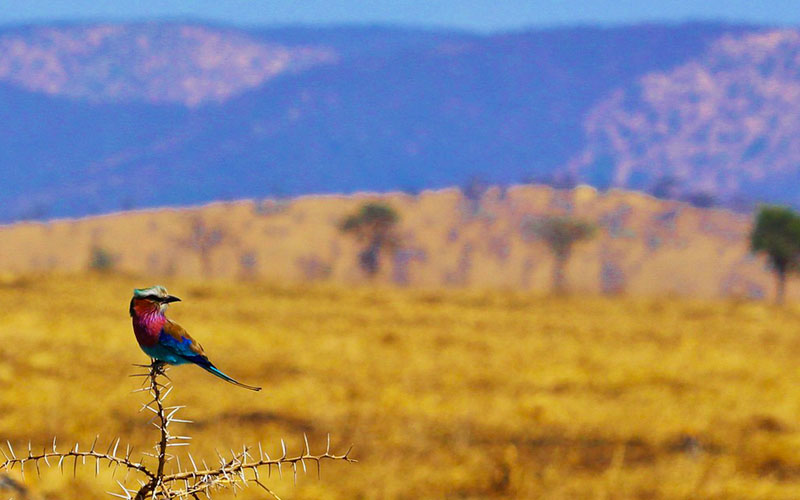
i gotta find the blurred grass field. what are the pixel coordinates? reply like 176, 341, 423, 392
3, 273, 800, 498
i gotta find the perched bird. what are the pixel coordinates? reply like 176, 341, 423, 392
130, 285, 261, 391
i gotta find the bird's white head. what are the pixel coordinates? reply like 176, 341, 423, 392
130, 285, 181, 316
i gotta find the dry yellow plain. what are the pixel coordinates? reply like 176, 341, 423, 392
2, 273, 800, 499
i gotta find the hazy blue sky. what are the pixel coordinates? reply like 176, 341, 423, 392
0, 1, 796, 31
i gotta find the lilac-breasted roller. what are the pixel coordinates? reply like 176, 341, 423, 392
130, 285, 261, 391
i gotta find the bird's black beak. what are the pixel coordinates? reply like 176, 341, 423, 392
163, 295, 181, 303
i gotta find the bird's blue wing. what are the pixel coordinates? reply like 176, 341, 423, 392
156, 320, 262, 391
154, 320, 209, 365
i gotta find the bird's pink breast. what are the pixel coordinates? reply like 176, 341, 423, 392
132, 312, 166, 347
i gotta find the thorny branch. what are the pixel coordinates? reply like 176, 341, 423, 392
0, 435, 151, 481
0, 360, 356, 499
133, 360, 187, 500
158, 434, 356, 498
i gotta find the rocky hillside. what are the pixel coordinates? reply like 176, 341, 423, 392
570, 30, 800, 206
0, 186, 780, 300
0, 23, 336, 105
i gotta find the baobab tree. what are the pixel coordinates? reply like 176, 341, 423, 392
750, 205, 800, 304
340, 202, 400, 277
523, 215, 596, 293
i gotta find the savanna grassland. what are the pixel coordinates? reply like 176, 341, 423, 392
0, 185, 781, 299
3, 273, 800, 499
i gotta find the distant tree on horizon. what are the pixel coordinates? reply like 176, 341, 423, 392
523, 215, 597, 293
461, 175, 489, 216
340, 202, 400, 277
750, 205, 800, 304
180, 216, 228, 277
89, 246, 116, 272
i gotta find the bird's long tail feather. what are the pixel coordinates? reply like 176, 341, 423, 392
195, 359, 261, 391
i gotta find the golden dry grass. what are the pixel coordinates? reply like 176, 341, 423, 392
3, 273, 800, 498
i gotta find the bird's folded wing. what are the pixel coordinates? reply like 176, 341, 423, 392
161, 320, 207, 358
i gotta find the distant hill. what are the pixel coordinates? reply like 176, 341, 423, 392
0, 186, 780, 300
570, 29, 800, 207
0, 82, 189, 219
0, 21, 785, 221
147, 23, 749, 200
